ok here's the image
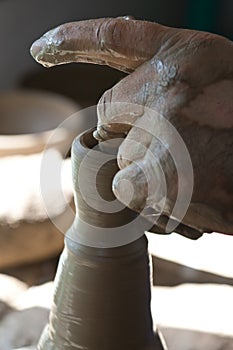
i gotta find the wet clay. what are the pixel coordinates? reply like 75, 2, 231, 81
38, 128, 166, 350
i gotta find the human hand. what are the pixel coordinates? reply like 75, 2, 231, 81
31, 17, 233, 238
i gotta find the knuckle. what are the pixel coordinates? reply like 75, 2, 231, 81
97, 89, 113, 123
98, 18, 122, 52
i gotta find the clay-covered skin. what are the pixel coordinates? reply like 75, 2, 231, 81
31, 17, 233, 238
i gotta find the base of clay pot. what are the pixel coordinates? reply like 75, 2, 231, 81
38, 325, 166, 350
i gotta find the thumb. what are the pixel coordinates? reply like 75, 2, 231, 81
30, 17, 173, 73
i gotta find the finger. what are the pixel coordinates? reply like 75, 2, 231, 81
117, 124, 153, 169
113, 156, 164, 214
112, 162, 148, 213
96, 56, 159, 139
113, 163, 203, 239
30, 17, 172, 73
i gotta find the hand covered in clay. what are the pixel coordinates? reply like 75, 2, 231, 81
31, 17, 233, 239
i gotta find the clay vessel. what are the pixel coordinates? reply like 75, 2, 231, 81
38, 128, 166, 350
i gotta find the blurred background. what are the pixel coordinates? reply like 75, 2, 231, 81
0, 1, 233, 349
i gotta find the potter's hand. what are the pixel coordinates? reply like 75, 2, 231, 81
31, 17, 233, 239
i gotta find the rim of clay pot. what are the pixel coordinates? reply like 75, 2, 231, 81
0, 89, 79, 156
